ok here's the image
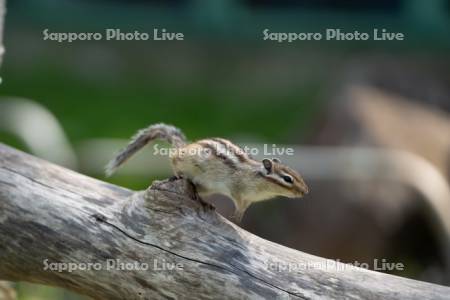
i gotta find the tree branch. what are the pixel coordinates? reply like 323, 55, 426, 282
0, 143, 449, 299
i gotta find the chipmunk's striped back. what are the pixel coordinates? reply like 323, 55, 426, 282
193, 138, 259, 170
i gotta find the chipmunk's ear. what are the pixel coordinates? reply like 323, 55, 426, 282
262, 159, 273, 173
272, 158, 281, 163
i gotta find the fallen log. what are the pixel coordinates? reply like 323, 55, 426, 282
0, 143, 448, 299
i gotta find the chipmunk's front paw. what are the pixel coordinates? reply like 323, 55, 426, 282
231, 211, 244, 224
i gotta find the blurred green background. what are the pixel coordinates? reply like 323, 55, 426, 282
1, 0, 449, 299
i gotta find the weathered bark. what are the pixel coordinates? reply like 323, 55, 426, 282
0, 143, 449, 299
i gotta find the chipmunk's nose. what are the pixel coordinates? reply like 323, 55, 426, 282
304, 183, 310, 194
298, 179, 309, 196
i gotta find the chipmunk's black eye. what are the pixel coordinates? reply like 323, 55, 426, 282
283, 175, 293, 184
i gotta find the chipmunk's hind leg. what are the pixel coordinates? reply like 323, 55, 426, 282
168, 167, 184, 181
168, 175, 181, 181
186, 179, 215, 211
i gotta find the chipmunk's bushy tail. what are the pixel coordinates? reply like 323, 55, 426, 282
105, 123, 187, 177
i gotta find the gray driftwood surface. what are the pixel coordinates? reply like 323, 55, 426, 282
0, 143, 449, 299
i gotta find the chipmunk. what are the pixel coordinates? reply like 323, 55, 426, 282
105, 123, 309, 222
